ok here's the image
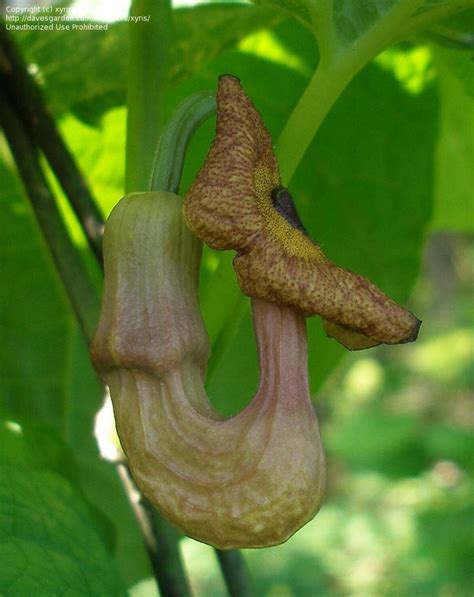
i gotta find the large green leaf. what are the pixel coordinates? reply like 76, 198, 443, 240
13, 4, 279, 123
0, 468, 126, 595
0, 421, 126, 595
0, 159, 151, 587
252, 0, 473, 53
431, 47, 474, 231
0, 418, 77, 480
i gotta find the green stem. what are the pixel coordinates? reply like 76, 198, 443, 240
146, 506, 191, 597
126, 0, 173, 193
276, 0, 425, 183
118, 465, 191, 597
275, 60, 352, 184
215, 549, 253, 597
0, 26, 104, 265
309, 0, 336, 62
149, 92, 216, 193
0, 88, 99, 342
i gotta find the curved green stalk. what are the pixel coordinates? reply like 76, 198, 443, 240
276, 0, 426, 183
275, 60, 352, 184
150, 92, 216, 193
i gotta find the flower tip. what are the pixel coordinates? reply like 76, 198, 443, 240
218, 73, 241, 85
405, 316, 422, 343
323, 308, 421, 351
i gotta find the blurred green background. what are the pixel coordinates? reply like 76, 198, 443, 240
0, 0, 473, 595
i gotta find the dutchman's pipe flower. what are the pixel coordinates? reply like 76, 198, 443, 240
184, 75, 421, 350
91, 75, 420, 551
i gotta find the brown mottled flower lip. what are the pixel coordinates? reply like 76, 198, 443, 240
184, 75, 421, 350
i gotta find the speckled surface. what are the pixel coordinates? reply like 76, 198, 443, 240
184, 75, 420, 349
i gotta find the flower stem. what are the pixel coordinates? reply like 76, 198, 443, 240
149, 92, 216, 193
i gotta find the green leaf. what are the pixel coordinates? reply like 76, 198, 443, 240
13, 4, 279, 123
0, 418, 76, 481
252, 0, 473, 57
56, 108, 126, 217
252, 0, 314, 28
326, 407, 429, 476
295, 65, 437, 299
0, 420, 126, 595
0, 158, 151, 587
332, 0, 399, 48
431, 47, 474, 231
0, 465, 126, 595
0, 163, 75, 427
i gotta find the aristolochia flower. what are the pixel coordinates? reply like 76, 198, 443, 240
184, 75, 421, 350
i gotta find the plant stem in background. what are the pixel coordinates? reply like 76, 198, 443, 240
275, 60, 353, 184
215, 549, 253, 597
126, 0, 173, 193
0, 27, 104, 264
276, 0, 426, 183
0, 89, 99, 341
117, 465, 191, 597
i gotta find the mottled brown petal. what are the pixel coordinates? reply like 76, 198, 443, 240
234, 239, 421, 346
184, 74, 278, 251
184, 75, 421, 349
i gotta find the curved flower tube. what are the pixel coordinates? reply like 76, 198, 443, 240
184, 75, 421, 350
93, 75, 421, 550
91, 192, 326, 549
